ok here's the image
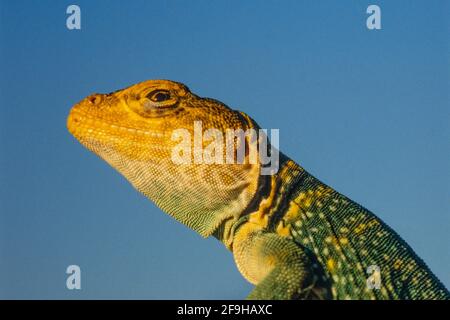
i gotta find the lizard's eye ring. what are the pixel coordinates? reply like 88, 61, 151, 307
130, 88, 178, 116
147, 90, 171, 102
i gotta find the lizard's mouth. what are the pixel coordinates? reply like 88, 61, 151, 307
67, 110, 165, 141
67, 108, 173, 164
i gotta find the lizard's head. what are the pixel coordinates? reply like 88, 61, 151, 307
67, 79, 266, 237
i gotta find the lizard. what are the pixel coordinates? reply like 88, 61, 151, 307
67, 79, 450, 300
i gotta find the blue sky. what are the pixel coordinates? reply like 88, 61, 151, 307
0, 0, 448, 299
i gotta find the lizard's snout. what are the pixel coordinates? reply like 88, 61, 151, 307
67, 93, 102, 136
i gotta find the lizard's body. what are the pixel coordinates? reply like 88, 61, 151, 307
67, 79, 449, 299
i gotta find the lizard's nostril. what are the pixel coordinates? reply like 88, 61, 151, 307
88, 95, 102, 105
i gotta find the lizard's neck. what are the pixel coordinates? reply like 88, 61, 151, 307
213, 155, 308, 250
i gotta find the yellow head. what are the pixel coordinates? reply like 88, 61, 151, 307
67, 79, 264, 237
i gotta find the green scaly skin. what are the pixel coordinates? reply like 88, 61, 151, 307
223, 155, 450, 299
67, 79, 450, 300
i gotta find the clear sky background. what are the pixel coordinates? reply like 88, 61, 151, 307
0, 0, 448, 299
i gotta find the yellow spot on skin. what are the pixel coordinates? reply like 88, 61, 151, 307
339, 237, 349, 245
248, 211, 269, 228
339, 227, 349, 234
276, 222, 291, 237
330, 236, 339, 246
327, 258, 336, 272
367, 219, 380, 228
246, 176, 280, 229
354, 223, 366, 234
248, 176, 278, 227
393, 259, 403, 270
295, 186, 333, 210
284, 202, 300, 223
304, 198, 312, 208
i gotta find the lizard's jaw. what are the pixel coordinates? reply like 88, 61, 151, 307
67, 105, 261, 238
67, 107, 172, 162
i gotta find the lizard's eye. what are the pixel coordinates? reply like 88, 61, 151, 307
125, 88, 179, 118
130, 88, 178, 116
147, 90, 171, 102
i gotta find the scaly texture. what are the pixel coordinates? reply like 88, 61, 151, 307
67, 79, 449, 300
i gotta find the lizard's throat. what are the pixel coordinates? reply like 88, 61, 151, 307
76, 136, 262, 239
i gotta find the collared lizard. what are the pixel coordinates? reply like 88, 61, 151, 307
67, 79, 450, 299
